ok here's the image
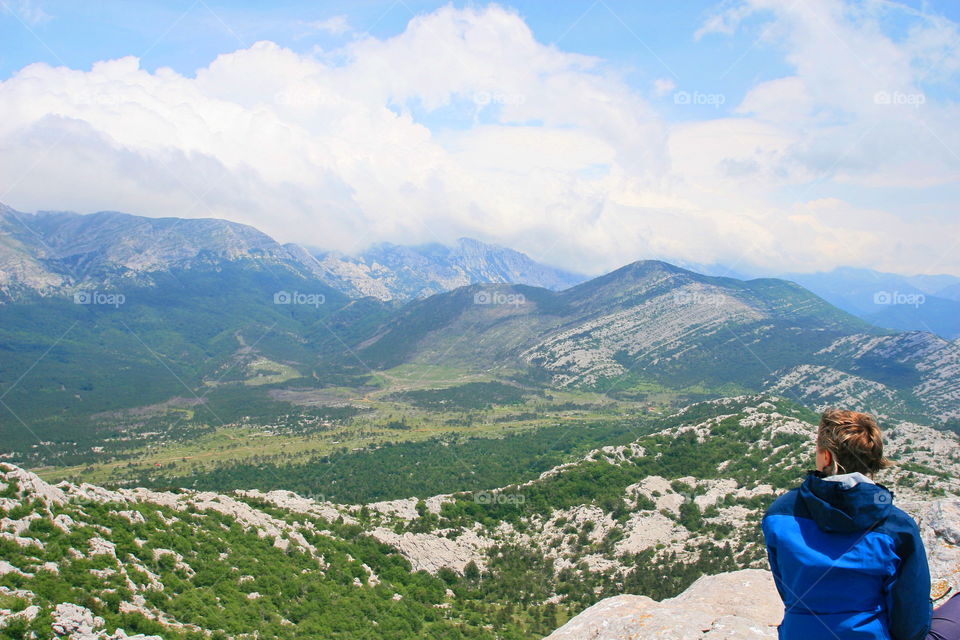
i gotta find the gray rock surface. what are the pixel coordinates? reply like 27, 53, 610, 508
547, 498, 960, 640
545, 569, 782, 639
51, 602, 162, 639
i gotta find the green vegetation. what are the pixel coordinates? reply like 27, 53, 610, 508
110, 417, 652, 503
433, 399, 811, 530
0, 264, 390, 461
5, 394, 954, 640
392, 382, 539, 411
0, 495, 562, 639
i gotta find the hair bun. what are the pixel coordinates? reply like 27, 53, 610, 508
818, 409, 893, 475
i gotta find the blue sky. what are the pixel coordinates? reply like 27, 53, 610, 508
2, 0, 790, 117
1, 0, 959, 276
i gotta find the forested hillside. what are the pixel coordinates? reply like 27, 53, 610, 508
3, 396, 958, 639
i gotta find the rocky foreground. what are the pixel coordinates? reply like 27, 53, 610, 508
545, 569, 781, 639
547, 498, 960, 639
3, 396, 959, 639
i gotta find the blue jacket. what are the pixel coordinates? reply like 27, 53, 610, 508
762, 471, 932, 640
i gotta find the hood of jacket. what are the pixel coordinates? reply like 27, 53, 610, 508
798, 470, 894, 533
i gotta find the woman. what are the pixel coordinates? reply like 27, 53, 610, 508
762, 409, 960, 640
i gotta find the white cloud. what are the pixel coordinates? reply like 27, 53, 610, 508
303, 15, 350, 36
0, 2, 958, 277
690, 0, 960, 190
652, 77, 676, 97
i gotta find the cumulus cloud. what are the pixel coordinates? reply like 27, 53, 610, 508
0, 2, 957, 276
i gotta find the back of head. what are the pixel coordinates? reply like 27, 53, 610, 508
817, 409, 893, 477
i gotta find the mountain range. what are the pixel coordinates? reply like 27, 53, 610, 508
0, 204, 583, 303
3, 203, 957, 336
1, 203, 959, 464
312, 238, 585, 301
781, 267, 960, 339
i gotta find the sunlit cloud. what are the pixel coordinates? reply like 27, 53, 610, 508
0, 1, 957, 276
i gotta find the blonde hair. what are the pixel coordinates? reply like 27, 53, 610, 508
817, 409, 893, 476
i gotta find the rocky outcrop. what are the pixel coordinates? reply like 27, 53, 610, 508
545, 569, 782, 639
909, 499, 960, 595
2, 395, 958, 640
547, 498, 960, 640
51, 603, 162, 640
801, 332, 960, 420
370, 527, 494, 573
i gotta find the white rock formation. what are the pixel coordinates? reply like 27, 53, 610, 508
50, 602, 163, 639
370, 527, 494, 573
545, 569, 782, 639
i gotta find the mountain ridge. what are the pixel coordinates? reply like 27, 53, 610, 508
0, 203, 957, 463
781, 266, 960, 339
312, 236, 587, 301
0, 204, 588, 305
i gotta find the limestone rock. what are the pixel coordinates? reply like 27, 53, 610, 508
50, 602, 163, 639
51, 602, 104, 637
545, 569, 782, 640
1, 463, 68, 506
370, 527, 493, 573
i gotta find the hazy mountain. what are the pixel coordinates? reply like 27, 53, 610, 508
0, 203, 67, 295
312, 237, 586, 301
0, 205, 334, 299
936, 281, 960, 302
781, 267, 960, 339
2, 203, 586, 305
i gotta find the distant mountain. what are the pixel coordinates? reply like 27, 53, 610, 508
0, 204, 397, 449
359, 260, 875, 385
356, 260, 960, 421
781, 267, 960, 339
0, 204, 333, 298
312, 237, 586, 301
937, 281, 960, 302
1, 203, 957, 437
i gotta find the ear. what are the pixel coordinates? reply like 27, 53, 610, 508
816, 447, 832, 472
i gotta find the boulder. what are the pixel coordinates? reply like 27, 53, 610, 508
545, 569, 782, 640
50, 602, 162, 640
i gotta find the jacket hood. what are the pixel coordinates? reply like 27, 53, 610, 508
798, 470, 893, 533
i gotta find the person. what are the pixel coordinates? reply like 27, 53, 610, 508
762, 409, 960, 640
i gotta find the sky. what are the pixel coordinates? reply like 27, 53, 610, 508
1, 0, 959, 277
